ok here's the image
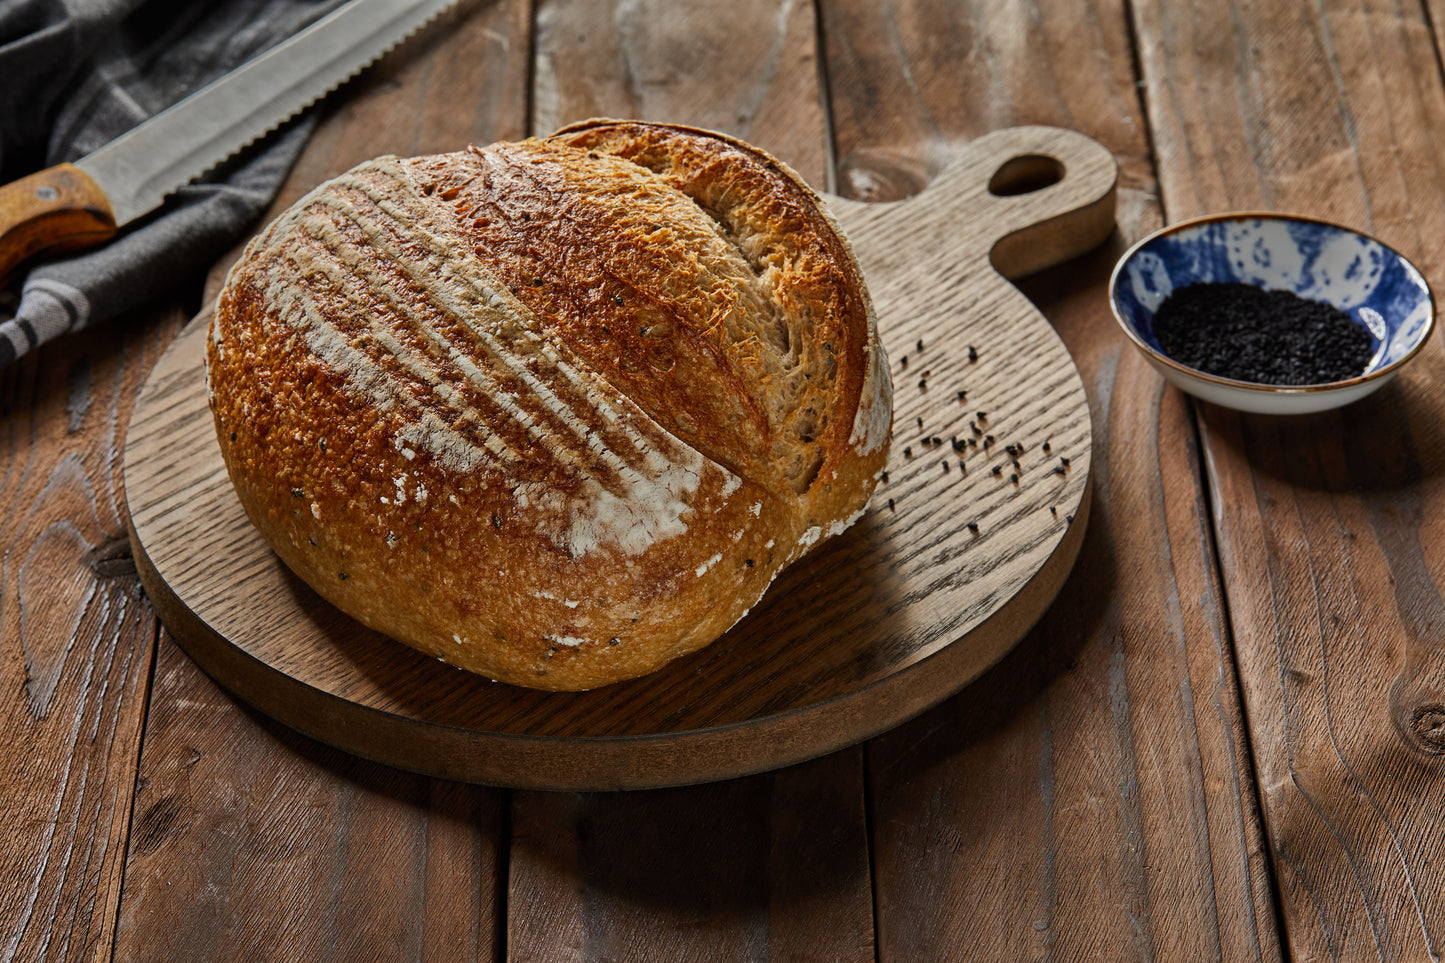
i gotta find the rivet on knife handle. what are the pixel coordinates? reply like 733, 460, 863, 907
0, 164, 117, 287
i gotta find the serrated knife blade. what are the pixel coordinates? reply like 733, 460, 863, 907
0, 0, 458, 284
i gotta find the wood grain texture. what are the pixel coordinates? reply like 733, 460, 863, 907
531, 0, 828, 189
22, 0, 1443, 958
508, 751, 872, 962
110, 1, 531, 958
821, 0, 1147, 202
1133, 0, 1445, 957
0, 300, 179, 960
111, 634, 507, 962
821, 0, 1282, 958
122, 124, 1111, 790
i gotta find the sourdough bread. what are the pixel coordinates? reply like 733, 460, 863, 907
205, 120, 892, 690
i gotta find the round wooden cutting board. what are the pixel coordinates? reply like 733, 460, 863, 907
123, 126, 1116, 790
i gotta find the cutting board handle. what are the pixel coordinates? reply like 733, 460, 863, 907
922, 125, 1118, 279
827, 126, 1117, 287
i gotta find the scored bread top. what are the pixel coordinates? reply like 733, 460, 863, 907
207, 120, 892, 690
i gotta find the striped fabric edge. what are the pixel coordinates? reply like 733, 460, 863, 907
0, 279, 91, 365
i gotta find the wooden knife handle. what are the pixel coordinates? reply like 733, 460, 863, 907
0, 164, 117, 287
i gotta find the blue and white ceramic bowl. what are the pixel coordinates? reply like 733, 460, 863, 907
1109, 213, 1434, 414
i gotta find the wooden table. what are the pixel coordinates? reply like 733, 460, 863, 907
5, 0, 1443, 959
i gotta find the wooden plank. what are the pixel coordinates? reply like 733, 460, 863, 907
0, 307, 177, 961
509, 753, 872, 963
822, 0, 1148, 199
111, 636, 508, 961
820, 0, 1282, 958
532, 0, 828, 186
1132, 0, 1445, 958
108, 2, 531, 958
505, 0, 874, 958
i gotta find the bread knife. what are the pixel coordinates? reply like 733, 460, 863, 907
0, 0, 458, 286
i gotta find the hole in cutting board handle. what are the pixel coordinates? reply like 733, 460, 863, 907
988, 154, 1065, 197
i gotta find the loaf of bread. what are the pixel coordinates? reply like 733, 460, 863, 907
205, 119, 893, 691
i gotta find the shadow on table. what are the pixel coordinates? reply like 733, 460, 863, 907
1193, 375, 1443, 496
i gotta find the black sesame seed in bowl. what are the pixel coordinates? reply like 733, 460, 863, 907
1152, 282, 1372, 385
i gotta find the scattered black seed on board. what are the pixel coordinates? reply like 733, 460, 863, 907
917, 338, 925, 351
888, 498, 896, 510
991, 465, 1003, 476
1011, 459, 1021, 471
904, 446, 913, 457
951, 438, 966, 452
1060, 456, 1071, 467
969, 438, 977, 448
916, 415, 924, 428
931, 435, 942, 445
1052, 466, 1067, 475
984, 435, 995, 447
1152, 281, 1372, 384
1010, 473, 1019, 484
1066, 514, 1074, 523
967, 521, 980, 533
918, 379, 928, 390
900, 355, 909, 368
968, 345, 979, 361
230, 431, 237, 442
958, 459, 967, 472
977, 411, 988, 421
957, 389, 967, 400
1050, 505, 1058, 516
881, 471, 889, 483
941, 460, 949, 472
1042, 440, 1052, 453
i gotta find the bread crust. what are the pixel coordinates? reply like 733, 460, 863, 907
206, 120, 892, 690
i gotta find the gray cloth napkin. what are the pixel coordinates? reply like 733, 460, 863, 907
0, 0, 346, 365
